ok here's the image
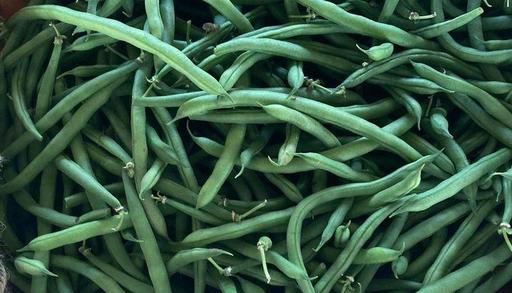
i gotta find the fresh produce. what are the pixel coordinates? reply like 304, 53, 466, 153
1, 0, 512, 292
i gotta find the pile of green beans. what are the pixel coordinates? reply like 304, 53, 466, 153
2, 0, 512, 292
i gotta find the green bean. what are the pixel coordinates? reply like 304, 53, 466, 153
2, 60, 138, 159
155, 178, 233, 221
145, 0, 164, 38
146, 126, 180, 165
295, 152, 376, 182
323, 245, 404, 265
483, 39, 512, 50
260, 249, 305, 281
396, 149, 512, 214
287, 61, 304, 97
219, 52, 270, 90
386, 87, 422, 129
412, 7, 483, 38
167, 248, 232, 275
11, 62, 42, 141
294, 39, 366, 62
181, 207, 293, 247
314, 198, 353, 252
236, 127, 273, 178
130, 54, 151, 189
412, 62, 512, 128
369, 163, 424, 207
51, 255, 124, 293
423, 199, 496, 284
54, 155, 124, 211
154, 107, 199, 246
379, 0, 400, 23
196, 124, 246, 208
159, 0, 175, 44
417, 244, 511, 293
154, 196, 223, 225
271, 124, 300, 167
11, 5, 228, 96
20, 213, 133, 252
75, 208, 112, 224
15, 256, 57, 277
395, 202, 471, 250
24, 39, 51, 106
494, 170, 512, 250
134, 91, 207, 107
31, 165, 58, 293
467, 80, 512, 95
223, 239, 307, 281
214, 38, 358, 73
342, 49, 481, 88
369, 74, 453, 95
57, 65, 118, 79
357, 42, 394, 61
34, 34, 62, 122
101, 105, 132, 151
122, 170, 172, 293
402, 132, 455, 174
209, 267, 236, 292
97, 0, 124, 17
80, 247, 154, 293
85, 142, 125, 176
13, 189, 77, 228
260, 104, 340, 148
139, 159, 167, 200
423, 120, 477, 208
498, 171, 512, 225
65, 33, 117, 52
297, 0, 436, 49
204, 0, 254, 33
224, 197, 289, 213
429, 108, 452, 139
264, 173, 303, 203
82, 126, 132, 166
152, 107, 200, 192
336, 98, 398, 120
